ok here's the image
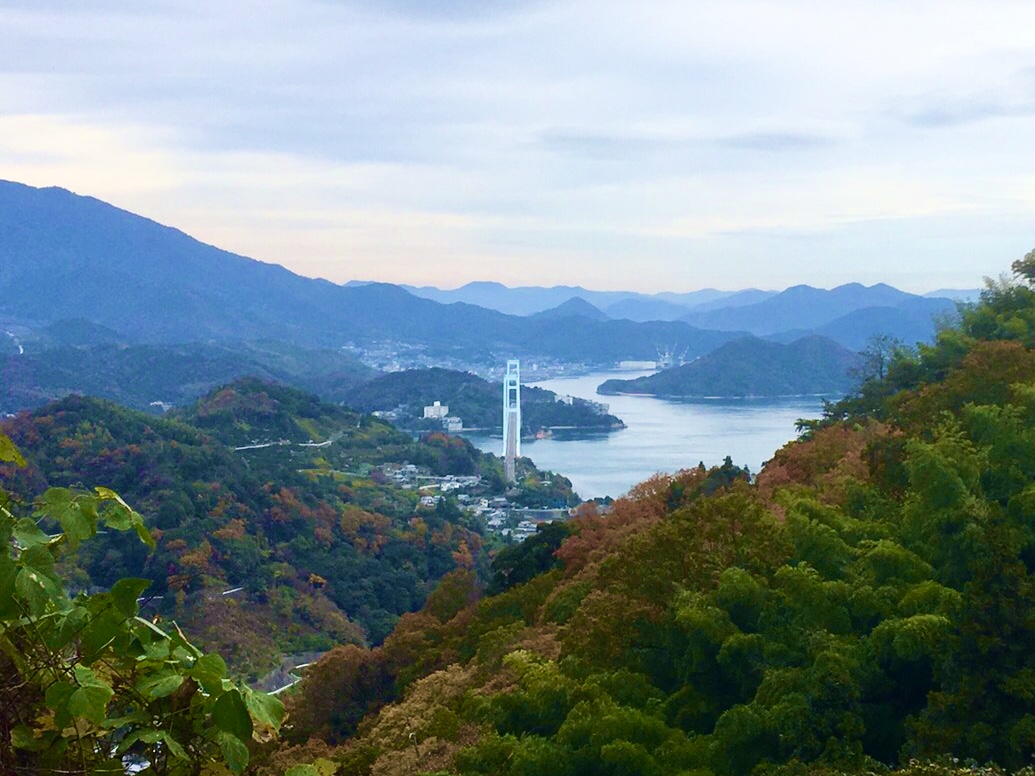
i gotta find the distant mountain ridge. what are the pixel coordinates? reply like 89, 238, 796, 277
399, 277, 962, 346
767, 297, 958, 350
680, 282, 920, 335
0, 180, 747, 364
402, 281, 747, 317
925, 288, 982, 302
0, 180, 964, 374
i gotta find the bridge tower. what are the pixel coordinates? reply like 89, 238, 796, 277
502, 359, 521, 482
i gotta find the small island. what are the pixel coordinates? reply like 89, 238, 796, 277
343, 367, 626, 435
598, 335, 860, 398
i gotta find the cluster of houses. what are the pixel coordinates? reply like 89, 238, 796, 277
379, 462, 481, 492
378, 463, 567, 543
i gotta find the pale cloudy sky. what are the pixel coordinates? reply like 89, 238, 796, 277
1, 0, 1033, 292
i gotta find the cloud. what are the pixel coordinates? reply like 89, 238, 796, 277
896, 66, 1035, 128
901, 98, 1035, 128
0, 0, 1033, 291
337, 0, 551, 22
719, 132, 837, 152
538, 130, 688, 161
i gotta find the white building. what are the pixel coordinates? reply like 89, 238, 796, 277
423, 401, 449, 419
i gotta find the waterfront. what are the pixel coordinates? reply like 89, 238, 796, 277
463, 371, 827, 500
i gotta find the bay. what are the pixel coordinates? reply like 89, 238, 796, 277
463, 371, 826, 500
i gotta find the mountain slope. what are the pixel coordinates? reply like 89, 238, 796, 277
681, 287, 777, 312
531, 296, 610, 322
598, 335, 860, 397
0, 180, 353, 344
604, 297, 696, 322
767, 297, 958, 350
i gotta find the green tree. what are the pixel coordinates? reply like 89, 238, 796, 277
0, 432, 283, 774
1010, 247, 1035, 285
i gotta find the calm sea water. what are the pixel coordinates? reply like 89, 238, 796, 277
463, 371, 826, 500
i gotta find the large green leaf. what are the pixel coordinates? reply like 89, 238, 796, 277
110, 577, 150, 618
243, 686, 284, 732
36, 488, 98, 549
45, 680, 75, 727
217, 730, 250, 774
68, 665, 114, 724
0, 432, 26, 467
15, 566, 62, 616
0, 553, 18, 618
96, 487, 155, 549
136, 669, 184, 700
12, 517, 51, 548
157, 730, 189, 762
141, 634, 172, 661
14, 542, 62, 615
79, 611, 123, 662
52, 604, 90, 651
213, 688, 253, 742
116, 728, 161, 752
19, 543, 55, 576
10, 724, 51, 752
190, 653, 229, 694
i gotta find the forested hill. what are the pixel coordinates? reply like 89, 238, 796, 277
344, 367, 625, 432
253, 258, 1035, 775
0, 338, 374, 414
0, 378, 575, 679
599, 335, 860, 397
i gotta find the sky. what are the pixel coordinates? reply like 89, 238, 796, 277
1, 0, 1033, 293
